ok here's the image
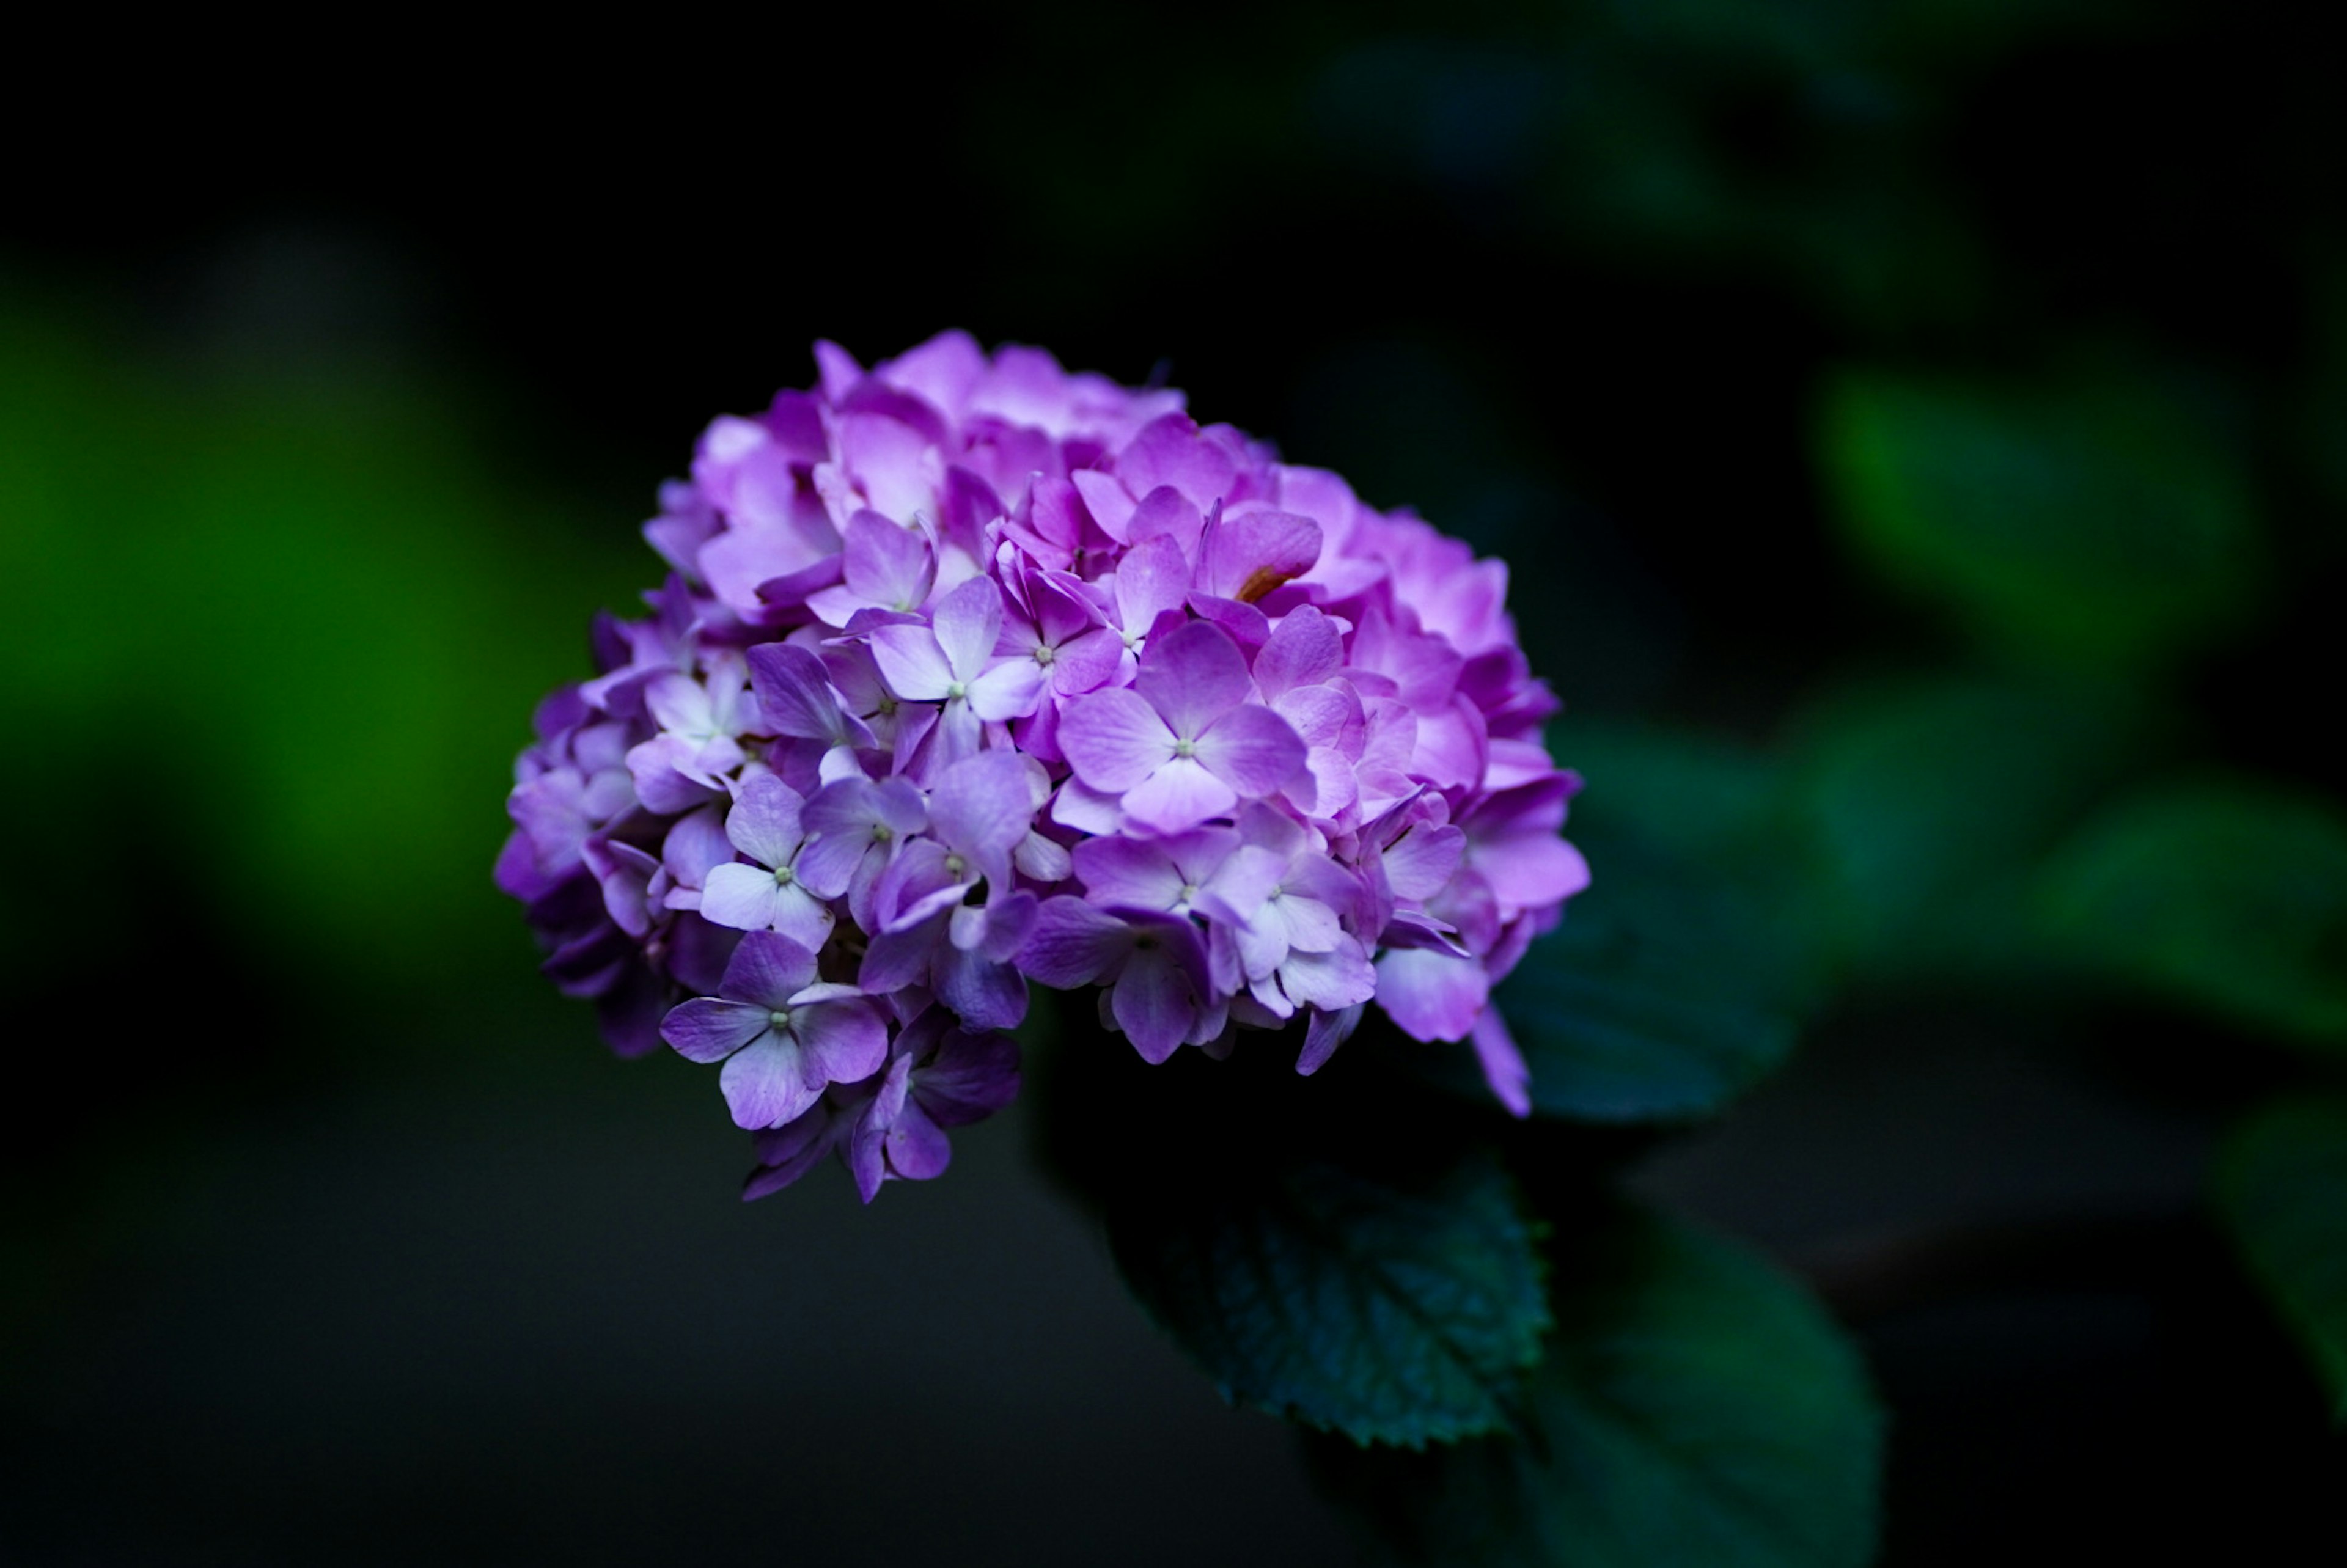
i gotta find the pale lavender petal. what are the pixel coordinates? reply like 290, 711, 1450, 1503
1135, 620, 1250, 738
869, 625, 957, 702
931, 577, 1005, 681
721, 1033, 821, 1129
1278, 939, 1377, 1011
1072, 835, 1186, 910
1384, 824, 1467, 901
1194, 703, 1307, 799
1126, 486, 1205, 556
1114, 534, 1192, 632
1120, 756, 1238, 835
967, 658, 1048, 722
1474, 835, 1592, 910
663, 804, 733, 888
725, 775, 807, 870
928, 750, 1037, 871
660, 998, 771, 1063
1071, 469, 1137, 541
1015, 830, 1074, 883
1373, 947, 1489, 1043
718, 929, 821, 1009
767, 881, 836, 951
699, 862, 783, 932
914, 1027, 1022, 1124
841, 508, 935, 611
1059, 689, 1177, 793
1471, 1005, 1533, 1118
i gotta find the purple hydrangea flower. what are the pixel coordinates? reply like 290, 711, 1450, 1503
500, 331, 1587, 1198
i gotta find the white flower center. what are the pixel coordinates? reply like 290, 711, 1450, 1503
945, 853, 968, 878
946, 681, 968, 701
773, 865, 795, 886
768, 1008, 792, 1031
1034, 645, 1057, 667
1172, 738, 1197, 758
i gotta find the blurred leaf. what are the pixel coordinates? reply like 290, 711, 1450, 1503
1790, 675, 2148, 980
1491, 806, 1810, 1124
1819, 368, 2259, 670
0, 301, 642, 1003
2215, 1096, 2347, 1417
1108, 1147, 1551, 1448
2037, 780, 2347, 1049
1305, 1205, 1882, 1567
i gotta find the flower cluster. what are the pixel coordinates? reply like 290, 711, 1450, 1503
498, 333, 1588, 1200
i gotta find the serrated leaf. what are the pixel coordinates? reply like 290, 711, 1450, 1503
1107, 1148, 1551, 1447
1306, 1207, 1882, 1568
1820, 368, 2258, 670
2215, 1097, 2347, 1418
2037, 780, 2347, 1049
1490, 812, 1808, 1124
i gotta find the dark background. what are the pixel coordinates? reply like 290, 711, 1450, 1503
5, 3, 2343, 1562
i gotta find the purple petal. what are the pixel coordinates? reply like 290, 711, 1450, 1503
1049, 626, 1123, 695
1384, 824, 1467, 901
660, 998, 771, 1064
749, 643, 875, 747
1471, 1005, 1533, 1118
1372, 947, 1489, 1044
1018, 896, 1133, 987
1059, 688, 1177, 793
886, 1103, 955, 1182
1279, 939, 1378, 1011
1110, 948, 1202, 1063
1071, 469, 1137, 541
721, 1033, 821, 1129
936, 946, 1029, 1030
718, 930, 822, 1010
1135, 620, 1249, 739
1296, 1003, 1365, 1075
914, 1027, 1023, 1124
1126, 485, 1204, 557
1253, 605, 1345, 699
1203, 510, 1321, 604
792, 999, 889, 1087
1194, 703, 1307, 799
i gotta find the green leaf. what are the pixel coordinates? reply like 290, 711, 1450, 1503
1490, 810, 1809, 1124
1819, 367, 2259, 670
1790, 675, 2148, 980
1107, 1147, 1551, 1447
2037, 780, 2347, 1049
1306, 1207, 1882, 1568
2215, 1097, 2347, 1417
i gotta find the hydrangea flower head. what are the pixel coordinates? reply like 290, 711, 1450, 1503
498, 332, 1588, 1198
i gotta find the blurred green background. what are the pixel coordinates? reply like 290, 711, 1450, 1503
4, 2, 2343, 1561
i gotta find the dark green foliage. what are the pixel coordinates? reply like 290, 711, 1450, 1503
1109, 1148, 1552, 1447
1788, 675, 2148, 980
1819, 369, 2260, 672
1306, 1206, 1883, 1567
2037, 781, 2347, 1050
2216, 1097, 2347, 1417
